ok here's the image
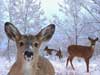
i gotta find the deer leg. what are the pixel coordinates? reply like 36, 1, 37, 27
70, 57, 75, 70
85, 59, 89, 72
66, 57, 70, 68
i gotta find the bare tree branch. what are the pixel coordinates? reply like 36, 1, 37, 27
82, 4, 100, 22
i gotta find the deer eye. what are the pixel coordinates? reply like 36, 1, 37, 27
19, 41, 24, 47
34, 42, 39, 47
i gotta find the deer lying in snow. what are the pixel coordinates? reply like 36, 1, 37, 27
5, 22, 55, 75
66, 37, 98, 72
44, 46, 63, 59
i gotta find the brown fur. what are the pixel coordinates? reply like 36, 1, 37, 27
8, 56, 55, 75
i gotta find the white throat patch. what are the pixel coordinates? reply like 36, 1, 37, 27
23, 61, 32, 75
91, 45, 95, 49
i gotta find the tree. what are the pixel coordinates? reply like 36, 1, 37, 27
58, 0, 100, 45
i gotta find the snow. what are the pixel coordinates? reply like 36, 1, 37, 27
0, 56, 100, 75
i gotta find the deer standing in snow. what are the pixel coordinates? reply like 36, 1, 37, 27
66, 37, 98, 72
5, 22, 55, 75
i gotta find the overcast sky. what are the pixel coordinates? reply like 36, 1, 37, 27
41, 0, 60, 19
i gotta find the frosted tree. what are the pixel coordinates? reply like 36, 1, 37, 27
58, 0, 82, 45
58, 0, 100, 45
6, 0, 43, 33
50, 15, 72, 56
0, 1, 4, 45
0, 0, 8, 45
0, 0, 12, 60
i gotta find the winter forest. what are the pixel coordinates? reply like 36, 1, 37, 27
0, 0, 100, 75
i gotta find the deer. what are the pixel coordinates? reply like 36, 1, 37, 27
5, 22, 55, 75
44, 46, 57, 55
66, 37, 98, 72
44, 46, 63, 59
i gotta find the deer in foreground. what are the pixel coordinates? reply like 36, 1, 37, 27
5, 22, 55, 75
44, 46, 63, 59
66, 37, 98, 72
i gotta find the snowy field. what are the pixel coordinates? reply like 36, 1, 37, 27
0, 56, 100, 75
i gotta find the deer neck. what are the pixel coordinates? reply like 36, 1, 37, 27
16, 50, 24, 66
90, 45, 95, 51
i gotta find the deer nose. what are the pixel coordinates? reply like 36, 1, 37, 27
24, 51, 33, 58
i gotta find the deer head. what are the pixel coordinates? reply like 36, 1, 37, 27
5, 22, 55, 62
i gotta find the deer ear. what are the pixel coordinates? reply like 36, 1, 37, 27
37, 24, 55, 41
45, 46, 48, 49
5, 22, 21, 41
88, 37, 92, 40
95, 38, 98, 41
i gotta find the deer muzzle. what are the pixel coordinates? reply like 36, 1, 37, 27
24, 50, 34, 61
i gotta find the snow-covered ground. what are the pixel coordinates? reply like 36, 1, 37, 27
0, 56, 100, 75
